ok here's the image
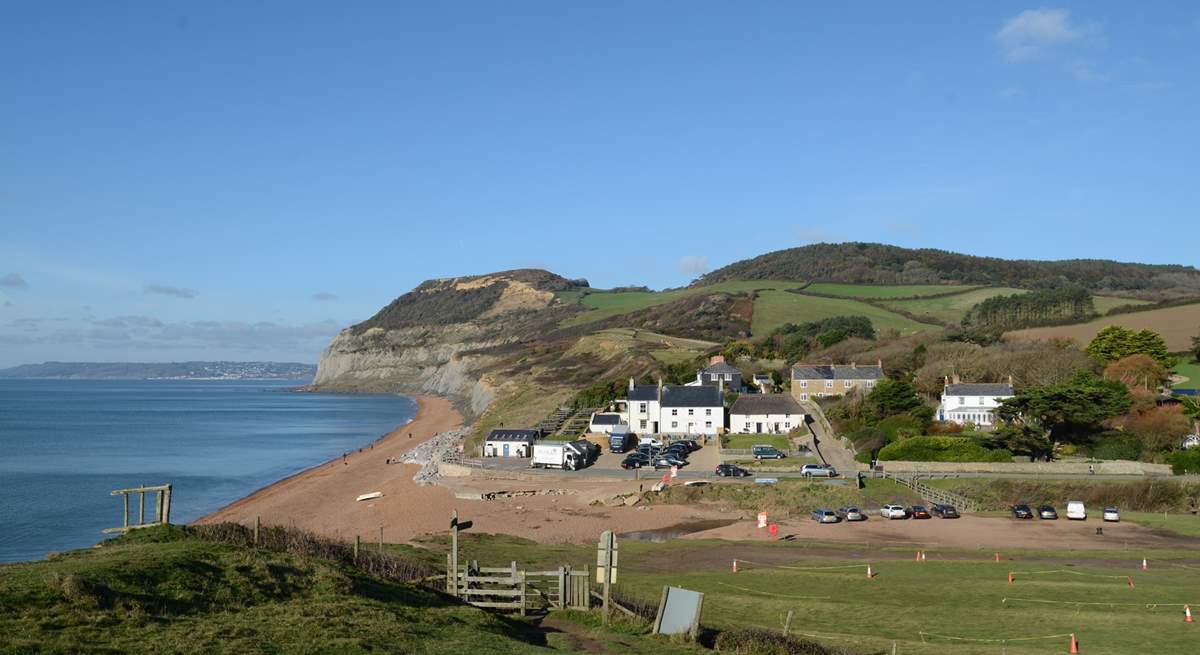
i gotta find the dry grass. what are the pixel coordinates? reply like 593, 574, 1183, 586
1006, 302, 1200, 351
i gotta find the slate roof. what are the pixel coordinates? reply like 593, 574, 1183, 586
945, 383, 1014, 397
730, 394, 804, 416
660, 384, 723, 408
486, 429, 540, 442
628, 385, 659, 401
791, 364, 884, 381
590, 413, 621, 425
702, 362, 741, 376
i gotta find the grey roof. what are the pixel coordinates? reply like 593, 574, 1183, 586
702, 362, 741, 375
791, 364, 884, 381
590, 413, 621, 425
486, 429, 540, 442
730, 394, 804, 416
660, 384, 723, 408
945, 383, 1014, 397
628, 385, 659, 401
752, 374, 772, 381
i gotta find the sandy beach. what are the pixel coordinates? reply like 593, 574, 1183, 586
199, 394, 730, 545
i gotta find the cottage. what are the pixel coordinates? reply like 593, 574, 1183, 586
588, 412, 623, 433
622, 377, 725, 435
936, 376, 1015, 428
790, 360, 884, 401
483, 428, 539, 457
693, 355, 743, 390
729, 394, 804, 434
1182, 434, 1200, 450
751, 374, 774, 394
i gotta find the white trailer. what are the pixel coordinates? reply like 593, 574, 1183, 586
531, 441, 595, 470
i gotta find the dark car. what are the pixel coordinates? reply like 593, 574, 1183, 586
910, 505, 931, 519
663, 443, 691, 457
620, 454, 650, 470
715, 463, 751, 477
1039, 505, 1058, 520
1011, 504, 1034, 519
930, 503, 960, 519
676, 440, 701, 452
636, 445, 660, 457
653, 456, 687, 469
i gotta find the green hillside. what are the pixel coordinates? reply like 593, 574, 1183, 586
880, 287, 1027, 324
562, 280, 804, 327
751, 290, 939, 336
803, 283, 976, 298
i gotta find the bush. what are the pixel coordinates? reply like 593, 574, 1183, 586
876, 436, 1012, 462
1168, 449, 1200, 475
876, 414, 924, 441
713, 627, 861, 655
1089, 433, 1143, 461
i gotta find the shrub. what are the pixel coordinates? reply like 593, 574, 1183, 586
1168, 449, 1200, 475
876, 414, 924, 441
876, 436, 1012, 462
1089, 433, 1143, 461
713, 627, 861, 655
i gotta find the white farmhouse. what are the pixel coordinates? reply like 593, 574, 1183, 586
483, 428, 539, 457
936, 376, 1015, 428
729, 394, 805, 434
621, 378, 725, 435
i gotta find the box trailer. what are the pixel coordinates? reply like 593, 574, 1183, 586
531, 440, 598, 470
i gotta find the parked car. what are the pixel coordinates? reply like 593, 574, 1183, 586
1103, 506, 1120, 522
636, 445, 660, 457
837, 506, 866, 521
910, 505, 931, 519
715, 463, 751, 477
880, 504, 908, 519
811, 508, 840, 524
1066, 501, 1087, 520
663, 443, 691, 457
638, 436, 664, 448
653, 456, 687, 469
930, 503, 959, 519
752, 445, 786, 460
800, 463, 838, 478
620, 454, 650, 470
675, 439, 701, 452
1039, 505, 1058, 520
1011, 504, 1034, 519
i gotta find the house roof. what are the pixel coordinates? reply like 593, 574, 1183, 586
945, 383, 1014, 397
752, 374, 772, 381
486, 429, 540, 442
730, 394, 804, 416
660, 384, 723, 407
702, 362, 741, 376
791, 364, 884, 381
628, 385, 659, 401
590, 413, 621, 425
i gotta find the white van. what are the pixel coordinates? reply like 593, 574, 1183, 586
638, 436, 663, 448
1066, 501, 1087, 520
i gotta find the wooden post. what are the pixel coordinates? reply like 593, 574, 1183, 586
783, 609, 794, 636
354, 535, 361, 563
511, 561, 518, 584
446, 553, 453, 593
378, 526, 384, 557
254, 516, 261, 545
138, 489, 145, 525
163, 485, 171, 525
556, 566, 566, 610
519, 570, 527, 617
123, 493, 129, 529
597, 530, 616, 625
450, 510, 459, 599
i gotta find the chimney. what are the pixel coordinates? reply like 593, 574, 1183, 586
710, 355, 725, 365
657, 378, 663, 401
877, 358, 883, 369
1008, 375, 1014, 386
944, 375, 949, 386
718, 378, 725, 393
629, 377, 635, 391
851, 361, 857, 369
952, 373, 961, 385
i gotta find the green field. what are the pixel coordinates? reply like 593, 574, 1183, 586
563, 280, 805, 327
880, 287, 1027, 324
751, 289, 939, 336
722, 434, 792, 450
1093, 295, 1153, 314
1171, 360, 1200, 390
804, 283, 976, 298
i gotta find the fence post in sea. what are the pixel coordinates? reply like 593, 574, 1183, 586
254, 516, 261, 545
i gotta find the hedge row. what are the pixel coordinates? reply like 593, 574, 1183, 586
876, 436, 1012, 462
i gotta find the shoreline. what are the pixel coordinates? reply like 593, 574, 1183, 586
197, 394, 463, 530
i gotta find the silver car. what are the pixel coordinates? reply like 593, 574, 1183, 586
800, 464, 838, 477
810, 508, 840, 524
837, 506, 866, 521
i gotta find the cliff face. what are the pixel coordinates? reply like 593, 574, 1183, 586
311, 270, 586, 418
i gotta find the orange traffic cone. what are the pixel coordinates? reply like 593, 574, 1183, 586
994, 552, 1000, 563
1141, 558, 1148, 571
867, 564, 875, 579
732, 559, 738, 573
915, 550, 921, 562
921, 551, 927, 562
1007, 571, 1014, 585
1069, 633, 1079, 653
1185, 605, 1194, 623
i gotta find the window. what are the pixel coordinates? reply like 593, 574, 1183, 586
671, 409, 678, 416
639, 403, 647, 412
744, 423, 751, 431
800, 394, 808, 400
671, 421, 678, 428
800, 380, 808, 388
958, 396, 965, 404
687, 408, 694, 416
640, 420, 647, 429
705, 421, 712, 428
844, 380, 853, 388
705, 408, 712, 416
784, 422, 790, 428
825, 380, 833, 389
866, 381, 875, 388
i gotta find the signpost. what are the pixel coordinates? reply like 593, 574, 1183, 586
448, 511, 473, 597
757, 511, 768, 529
596, 530, 618, 624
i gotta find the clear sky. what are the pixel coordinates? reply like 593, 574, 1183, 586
2, 2, 1198, 366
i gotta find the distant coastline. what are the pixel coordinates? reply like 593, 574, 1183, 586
0, 361, 316, 381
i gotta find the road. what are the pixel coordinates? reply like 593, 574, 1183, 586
799, 401, 861, 474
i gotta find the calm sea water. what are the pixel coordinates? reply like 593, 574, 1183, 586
0, 379, 416, 563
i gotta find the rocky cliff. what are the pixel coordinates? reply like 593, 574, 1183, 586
311, 269, 588, 418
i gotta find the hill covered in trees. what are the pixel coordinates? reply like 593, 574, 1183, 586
695, 243, 1200, 299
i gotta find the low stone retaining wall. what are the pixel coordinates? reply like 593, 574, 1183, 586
878, 459, 1172, 476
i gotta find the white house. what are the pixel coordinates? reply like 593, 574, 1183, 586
483, 428, 540, 457
1182, 434, 1200, 449
588, 412, 623, 433
729, 394, 804, 434
936, 376, 1015, 428
622, 378, 725, 435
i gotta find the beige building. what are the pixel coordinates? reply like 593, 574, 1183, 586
790, 360, 884, 402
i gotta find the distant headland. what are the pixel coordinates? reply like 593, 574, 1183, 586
0, 361, 316, 380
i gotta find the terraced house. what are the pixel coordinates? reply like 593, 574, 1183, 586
789, 360, 883, 401
621, 378, 724, 436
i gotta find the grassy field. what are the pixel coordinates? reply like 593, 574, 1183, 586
1007, 302, 1200, 351
1092, 295, 1153, 314
1171, 360, 1200, 390
751, 290, 940, 336
722, 434, 792, 450
804, 283, 976, 298
563, 280, 805, 327
410, 531, 1200, 655
880, 287, 1026, 324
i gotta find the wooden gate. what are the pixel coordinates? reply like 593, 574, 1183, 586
445, 560, 590, 613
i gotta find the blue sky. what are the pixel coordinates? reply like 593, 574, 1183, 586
2, 2, 1198, 366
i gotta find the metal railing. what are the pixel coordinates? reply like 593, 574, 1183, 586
877, 471, 980, 513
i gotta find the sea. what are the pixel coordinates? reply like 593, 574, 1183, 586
0, 379, 416, 564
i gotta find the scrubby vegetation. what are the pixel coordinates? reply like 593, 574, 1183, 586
928, 479, 1200, 513
711, 628, 861, 655
962, 286, 1095, 331
876, 436, 1012, 462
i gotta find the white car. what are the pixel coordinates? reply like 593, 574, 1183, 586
1103, 506, 1120, 522
880, 504, 907, 520
1066, 501, 1087, 520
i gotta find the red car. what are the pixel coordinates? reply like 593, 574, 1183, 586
910, 505, 931, 519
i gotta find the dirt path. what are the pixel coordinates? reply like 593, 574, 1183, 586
801, 401, 860, 474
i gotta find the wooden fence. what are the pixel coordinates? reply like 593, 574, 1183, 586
443, 559, 590, 614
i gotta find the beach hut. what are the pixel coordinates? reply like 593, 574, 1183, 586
483, 429, 539, 457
